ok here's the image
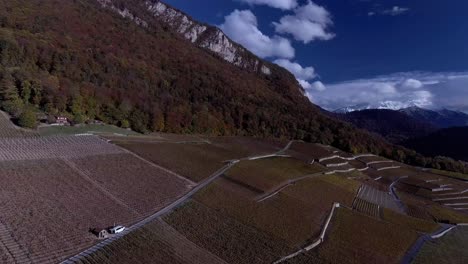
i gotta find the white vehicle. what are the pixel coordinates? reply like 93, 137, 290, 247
109, 225, 126, 234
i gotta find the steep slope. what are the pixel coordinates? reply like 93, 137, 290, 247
403, 127, 468, 162
1, 0, 466, 173
97, 0, 273, 75
0, 0, 305, 136
400, 107, 468, 128
336, 109, 437, 143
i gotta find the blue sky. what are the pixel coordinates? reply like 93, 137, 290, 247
165, 0, 468, 112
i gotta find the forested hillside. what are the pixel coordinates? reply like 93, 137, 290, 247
337, 109, 437, 143
0, 0, 309, 135
0, 0, 466, 173
403, 127, 468, 162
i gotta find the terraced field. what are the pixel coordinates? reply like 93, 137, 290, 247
114, 142, 239, 182
0, 135, 192, 263
357, 155, 391, 164
283, 176, 358, 208
368, 161, 401, 171
406, 204, 433, 220
164, 201, 292, 264
320, 157, 349, 167
1, 129, 466, 263
0, 136, 123, 161
353, 198, 380, 218
412, 226, 468, 264
348, 159, 368, 170
314, 208, 419, 263
185, 172, 360, 250
0, 159, 138, 263
363, 166, 414, 182
70, 153, 193, 216
358, 184, 403, 213
194, 178, 328, 247
285, 142, 334, 163
114, 137, 287, 182
207, 136, 287, 155
76, 219, 227, 264
225, 157, 325, 192
73, 142, 460, 264
0, 111, 38, 138
427, 204, 468, 224
382, 209, 438, 233
427, 169, 468, 181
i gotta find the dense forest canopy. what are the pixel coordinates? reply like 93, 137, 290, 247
0, 0, 466, 174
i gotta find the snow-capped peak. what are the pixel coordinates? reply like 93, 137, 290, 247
334, 101, 419, 113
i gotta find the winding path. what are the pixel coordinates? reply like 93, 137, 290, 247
61, 140, 296, 263
257, 172, 325, 202
273, 203, 341, 264
400, 224, 455, 264
61, 161, 236, 264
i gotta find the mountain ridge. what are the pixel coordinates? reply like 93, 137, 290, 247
333, 102, 417, 113
335, 105, 468, 128
400, 106, 468, 128
97, 0, 276, 77
335, 109, 437, 143
1, 0, 466, 174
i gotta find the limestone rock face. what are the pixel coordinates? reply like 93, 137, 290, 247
97, 0, 272, 75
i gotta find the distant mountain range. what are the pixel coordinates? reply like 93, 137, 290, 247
331, 106, 468, 162
334, 102, 417, 113
335, 105, 468, 128
335, 109, 437, 143
400, 106, 468, 128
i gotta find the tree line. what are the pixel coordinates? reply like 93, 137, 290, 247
0, 0, 466, 174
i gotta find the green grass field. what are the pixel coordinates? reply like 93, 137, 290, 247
38, 124, 139, 136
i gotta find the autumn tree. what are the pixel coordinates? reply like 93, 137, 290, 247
18, 108, 37, 128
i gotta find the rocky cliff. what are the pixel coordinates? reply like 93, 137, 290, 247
97, 0, 272, 75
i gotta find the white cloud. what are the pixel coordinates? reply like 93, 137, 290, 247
298, 79, 312, 89
308, 72, 468, 113
311, 81, 326, 91
273, 59, 316, 80
220, 3, 335, 92
238, 0, 298, 10
274, 59, 322, 90
368, 6, 410, 17
220, 10, 295, 59
402, 79, 423, 89
273, 1, 335, 44
447, 74, 468, 80
383, 6, 410, 16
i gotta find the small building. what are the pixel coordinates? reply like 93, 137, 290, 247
48, 116, 70, 126
56, 116, 69, 125
97, 229, 110, 239
90, 227, 110, 239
